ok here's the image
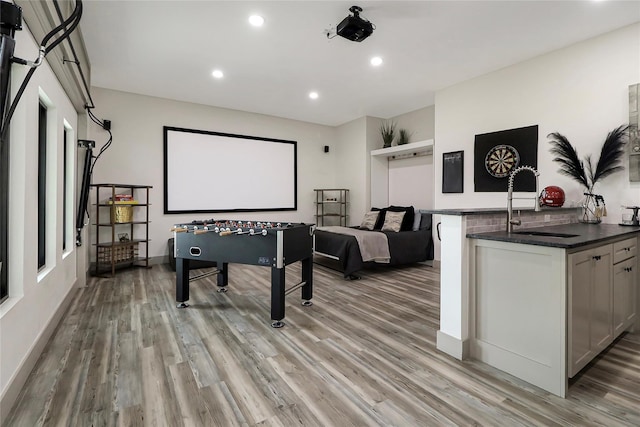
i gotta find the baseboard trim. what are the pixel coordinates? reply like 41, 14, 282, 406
150, 255, 169, 266
0, 282, 78, 420
88, 256, 168, 274
436, 330, 469, 360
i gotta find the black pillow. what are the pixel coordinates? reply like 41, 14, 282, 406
388, 205, 414, 232
419, 212, 433, 230
371, 207, 387, 230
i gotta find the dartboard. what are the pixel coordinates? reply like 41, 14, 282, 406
484, 144, 520, 178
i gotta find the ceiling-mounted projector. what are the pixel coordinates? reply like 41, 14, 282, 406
336, 6, 374, 42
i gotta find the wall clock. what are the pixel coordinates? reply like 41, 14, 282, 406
484, 144, 520, 178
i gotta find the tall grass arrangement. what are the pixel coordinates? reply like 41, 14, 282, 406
380, 120, 396, 148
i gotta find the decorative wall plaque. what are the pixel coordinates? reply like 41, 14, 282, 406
474, 125, 538, 192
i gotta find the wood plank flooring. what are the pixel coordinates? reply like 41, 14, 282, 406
4, 261, 640, 426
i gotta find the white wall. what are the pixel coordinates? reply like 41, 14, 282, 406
1, 23, 81, 412
389, 105, 436, 211
88, 88, 338, 259
391, 105, 435, 146
388, 155, 434, 209
434, 24, 640, 216
334, 117, 368, 226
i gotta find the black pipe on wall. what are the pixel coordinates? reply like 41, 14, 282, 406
1, 1, 22, 127
76, 143, 93, 246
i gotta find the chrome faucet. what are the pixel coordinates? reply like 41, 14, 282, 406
507, 166, 541, 233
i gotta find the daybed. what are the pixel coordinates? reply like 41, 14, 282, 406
313, 207, 434, 278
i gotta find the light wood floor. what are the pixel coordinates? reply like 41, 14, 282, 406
4, 261, 640, 426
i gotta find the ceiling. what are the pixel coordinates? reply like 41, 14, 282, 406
79, 1, 640, 127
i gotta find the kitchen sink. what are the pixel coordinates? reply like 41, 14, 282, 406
512, 231, 579, 238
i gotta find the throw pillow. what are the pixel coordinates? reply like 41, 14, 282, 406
388, 205, 415, 231
360, 211, 379, 230
381, 211, 405, 232
413, 209, 430, 231
412, 208, 423, 231
371, 207, 387, 230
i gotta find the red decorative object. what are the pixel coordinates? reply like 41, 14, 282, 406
539, 186, 565, 207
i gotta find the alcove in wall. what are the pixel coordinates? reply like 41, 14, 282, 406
370, 140, 434, 210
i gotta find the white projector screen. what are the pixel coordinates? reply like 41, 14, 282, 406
164, 127, 297, 213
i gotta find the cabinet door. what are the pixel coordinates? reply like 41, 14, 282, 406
591, 246, 613, 353
613, 256, 637, 337
568, 249, 594, 377
568, 244, 613, 377
613, 237, 637, 264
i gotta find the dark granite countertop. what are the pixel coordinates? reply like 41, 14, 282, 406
425, 207, 576, 216
467, 223, 640, 249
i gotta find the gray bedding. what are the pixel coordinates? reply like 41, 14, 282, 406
314, 214, 434, 277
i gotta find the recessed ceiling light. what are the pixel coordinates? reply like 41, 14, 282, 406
370, 56, 383, 66
309, 91, 319, 100
249, 15, 264, 27
211, 69, 224, 79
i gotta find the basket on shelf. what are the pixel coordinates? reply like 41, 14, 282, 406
97, 242, 138, 265
111, 205, 133, 223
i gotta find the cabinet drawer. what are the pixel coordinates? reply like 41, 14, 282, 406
613, 237, 637, 264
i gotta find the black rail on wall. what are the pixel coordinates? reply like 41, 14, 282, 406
0, 1, 22, 303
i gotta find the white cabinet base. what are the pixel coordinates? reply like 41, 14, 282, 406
470, 239, 568, 397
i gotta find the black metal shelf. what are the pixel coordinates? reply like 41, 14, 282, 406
314, 189, 349, 226
90, 184, 153, 277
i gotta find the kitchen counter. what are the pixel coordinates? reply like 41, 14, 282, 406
426, 207, 576, 216
467, 223, 640, 249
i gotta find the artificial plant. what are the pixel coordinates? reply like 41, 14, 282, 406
397, 129, 411, 145
547, 125, 629, 192
380, 120, 396, 148
548, 125, 628, 221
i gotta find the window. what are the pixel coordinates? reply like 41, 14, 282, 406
0, 120, 8, 302
38, 102, 47, 269
63, 127, 68, 251
62, 122, 75, 254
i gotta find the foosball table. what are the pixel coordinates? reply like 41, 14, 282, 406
171, 219, 314, 328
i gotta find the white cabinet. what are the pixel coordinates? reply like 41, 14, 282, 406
568, 244, 613, 378
568, 236, 638, 378
470, 230, 639, 396
370, 139, 434, 208
613, 237, 637, 337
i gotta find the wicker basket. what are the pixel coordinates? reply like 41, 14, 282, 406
112, 205, 133, 223
97, 242, 138, 265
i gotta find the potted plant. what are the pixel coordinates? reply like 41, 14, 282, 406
548, 125, 628, 223
380, 120, 396, 148
397, 129, 411, 145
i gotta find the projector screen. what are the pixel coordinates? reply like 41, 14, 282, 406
164, 126, 297, 214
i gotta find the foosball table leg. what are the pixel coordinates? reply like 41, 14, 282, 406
217, 262, 228, 293
270, 266, 286, 328
176, 258, 190, 308
301, 256, 313, 303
